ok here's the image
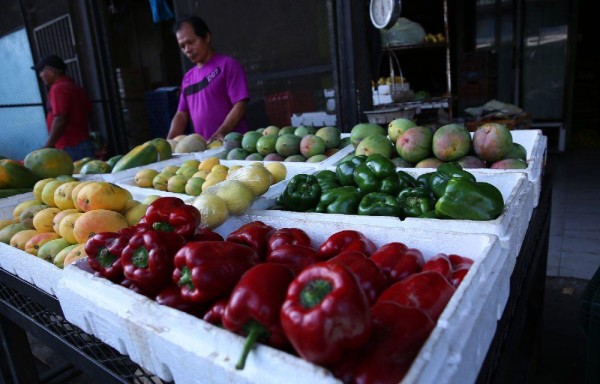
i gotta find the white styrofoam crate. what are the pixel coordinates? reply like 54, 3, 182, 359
102, 148, 225, 183
0, 192, 61, 295
112, 161, 319, 206
57, 215, 504, 384
253, 168, 532, 246
0, 242, 62, 295
0, 192, 37, 214
402, 129, 546, 207
0, 186, 187, 295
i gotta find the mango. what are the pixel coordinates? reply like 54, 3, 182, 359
10, 229, 39, 250
24, 232, 61, 255
37, 238, 71, 262
72, 209, 128, 244
32, 207, 61, 233
76, 182, 130, 212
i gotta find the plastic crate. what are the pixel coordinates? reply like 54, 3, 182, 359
144, 87, 180, 138
265, 91, 315, 127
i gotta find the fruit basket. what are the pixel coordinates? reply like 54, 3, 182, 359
56, 215, 504, 384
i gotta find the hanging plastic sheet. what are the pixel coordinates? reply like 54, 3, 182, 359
149, 0, 174, 23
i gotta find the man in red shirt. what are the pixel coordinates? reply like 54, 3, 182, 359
32, 55, 94, 160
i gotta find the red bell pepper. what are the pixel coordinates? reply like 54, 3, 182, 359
222, 263, 296, 369
450, 267, 470, 288
316, 230, 376, 261
192, 227, 224, 242
351, 302, 435, 384
143, 197, 201, 239
449, 254, 475, 270
85, 232, 129, 282
376, 270, 456, 322
422, 253, 452, 280
266, 227, 311, 254
327, 250, 387, 304
280, 262, 371, 365
172, 241, 257, 303
121, 230, 186, 294
203, 297, 229, 326
370, 242, 424, 285
226, 221, 275, 262
117, 223, 152, 238
120, 279, 152, 298
266, 244, 318, 275
155, 283, 207, 317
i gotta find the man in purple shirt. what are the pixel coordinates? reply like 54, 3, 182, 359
167, 16, 250, 142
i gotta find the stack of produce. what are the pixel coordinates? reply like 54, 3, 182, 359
221, 125, 351, 162
167, 133, 223, 153
83, 215, 474, 383
134, 157, 285, 197
350, 119, 528, 169
0, 178, 153, 268
0, 147, 76, 198
276, 154, 505, 221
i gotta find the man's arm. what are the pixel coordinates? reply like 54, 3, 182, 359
208, 100, 247, 142
44, 115, 67, 148
167, 111, 190, 139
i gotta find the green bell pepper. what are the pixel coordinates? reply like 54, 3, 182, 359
416, 172, 435, 189
397, 187, 435, 218
397, 171, 418, 190
314, 170, 341, 193
336, 155, 367, 186
278, 174, 322, 212
429, 162, 476, 198
358, 192, 401, 217
435, 179, 504, 221
353, 154, 397, 194
315, 186, 363, 214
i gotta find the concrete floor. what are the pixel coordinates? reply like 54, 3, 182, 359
25, 149, 599, 383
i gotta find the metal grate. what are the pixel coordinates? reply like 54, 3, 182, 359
0, 281, 167, 383
33, 14, 83, 86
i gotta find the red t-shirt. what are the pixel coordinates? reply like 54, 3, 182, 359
46, 77, 92, 149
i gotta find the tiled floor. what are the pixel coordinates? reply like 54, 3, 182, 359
547, 150, 600, 279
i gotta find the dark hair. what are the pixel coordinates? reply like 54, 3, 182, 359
173, 16, 211, 38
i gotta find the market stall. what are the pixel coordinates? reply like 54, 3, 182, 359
1, 120, 549, 383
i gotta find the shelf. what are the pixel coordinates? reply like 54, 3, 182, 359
382, 42, 448, 51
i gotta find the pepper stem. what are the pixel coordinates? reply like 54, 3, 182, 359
300, 279, 332, 308
177, 266, 195, 290
152, 222, 173, 232
236, 321, 269, 370
132, 246, 149, 268
97, 247, 117, 268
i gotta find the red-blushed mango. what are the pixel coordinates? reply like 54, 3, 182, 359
396, 126, 433, 163
473, 123, 513, 162
432, 124, 472, 161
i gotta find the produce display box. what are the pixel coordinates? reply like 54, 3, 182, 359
102, 147, 225, 183
254, 169, 534, 248
111, 160, 318, 206
56, 214, 504, 384
0, 188, 161, 296
398, 129, 546, 207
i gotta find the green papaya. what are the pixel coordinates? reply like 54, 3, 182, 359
0, 188, 33, 198
111, 143, 159, 173
106, 155, 124, 168
149, 138, 173, 161
0, 161, 38, 189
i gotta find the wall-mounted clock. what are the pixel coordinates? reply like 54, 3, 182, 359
369, 0, 402, 29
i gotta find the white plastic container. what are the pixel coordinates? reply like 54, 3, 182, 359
0, 186, 172, 295
254, 169, 533, 247
57, 215, 504, 384
102, 147, 225, 183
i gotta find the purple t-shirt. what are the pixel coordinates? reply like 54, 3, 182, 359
177, 53, 250, 138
